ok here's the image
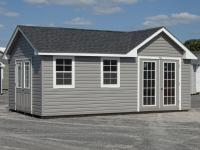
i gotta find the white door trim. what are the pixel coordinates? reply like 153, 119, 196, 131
15, 58, 33, 114
137, 56, 182, 112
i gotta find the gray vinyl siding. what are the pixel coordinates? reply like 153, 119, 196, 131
41, 56, 137, 116
138, 33, 184, 57
138, 33, 191, 111
181, 60, 191, 110
41, 33, 192, 116
8, 33, 42, 116
190, 65, 196, 94
3, 64, 8, 90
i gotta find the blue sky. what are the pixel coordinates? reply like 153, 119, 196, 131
0, 0, 200, 46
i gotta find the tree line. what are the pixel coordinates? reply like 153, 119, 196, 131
184, 39, 200, 52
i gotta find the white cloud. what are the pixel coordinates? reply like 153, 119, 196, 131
24, 0, 138, 5
4, 11, 20, 17
65, 17, 93, 26
24, 0, 49, 5
112, 0, 137, 4
24, 0, 138, 14
143, 12, 200, 27
94, 6, 122, 14
0, 7, 20, 17
0, 24, 4, 28
24, 0, 97, 6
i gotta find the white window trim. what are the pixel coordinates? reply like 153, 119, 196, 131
53, 56, 75, 88
101, 57, 120, 88
16, 61, 22, 88
163, 61, 177, 106
142, 61, 157, 107
24, 60, 31, 89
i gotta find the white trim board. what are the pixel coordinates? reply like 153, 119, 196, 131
39, 52, 130, 58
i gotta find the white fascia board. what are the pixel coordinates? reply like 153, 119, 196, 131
3, 26, 38, 59
38, 52, 135, 57
127, 29, 163, 57
2, 27, 19, 59
127, 27, 197, 60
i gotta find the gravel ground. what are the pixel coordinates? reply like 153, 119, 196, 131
0, 92, 199, 150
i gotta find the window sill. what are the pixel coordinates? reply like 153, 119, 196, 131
53, 85, 75, 89
101, 84, 120, 88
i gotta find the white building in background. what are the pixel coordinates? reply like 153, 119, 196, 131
0, 47, 5, 53
191, 52, 200, 94
0, 47, 6, 94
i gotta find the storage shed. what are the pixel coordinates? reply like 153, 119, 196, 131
0, 47, 8, 94
191, 52, 200, 94
3, 25, 197, 117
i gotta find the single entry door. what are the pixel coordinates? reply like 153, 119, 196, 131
139, 58, 179, 111
15, 59, 31, 113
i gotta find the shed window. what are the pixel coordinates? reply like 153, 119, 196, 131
101, 58, 120, 87
54, 57, 75, 88
24, 61, 30, 89
16, 62, 22, 88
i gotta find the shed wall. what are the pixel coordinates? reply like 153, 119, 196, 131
42, 56, 137, 116
138, 33, 191, 110
8, 33, 42, 116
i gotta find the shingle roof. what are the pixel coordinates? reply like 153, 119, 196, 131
18, 25, 162, 54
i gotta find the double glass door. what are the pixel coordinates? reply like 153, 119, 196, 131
140, 59, 179, 111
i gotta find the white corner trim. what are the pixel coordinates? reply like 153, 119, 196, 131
53, 56, 75, 88
100, 57, 120, 88
127, 27, 197, 60
3, 26, 38, 59
137, 57, 140, 112
179, 59, 182, 110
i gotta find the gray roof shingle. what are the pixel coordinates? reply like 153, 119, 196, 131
18, 25, 162, 54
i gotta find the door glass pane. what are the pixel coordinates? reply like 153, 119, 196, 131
143, 62, 156, 106
163, 62, 176, 105
16, 62, 22, 88
24, 61, 30, 88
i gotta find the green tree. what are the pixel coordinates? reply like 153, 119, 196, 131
184, 39, 200, 52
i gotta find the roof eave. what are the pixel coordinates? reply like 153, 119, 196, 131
127, 27, 197, 60
38, 52, 137, 57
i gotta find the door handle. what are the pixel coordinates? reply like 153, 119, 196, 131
161, 88, 163, 90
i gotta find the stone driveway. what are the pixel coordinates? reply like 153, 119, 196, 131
0, 92, 200, 150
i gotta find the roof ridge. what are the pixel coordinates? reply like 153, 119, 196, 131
18, 25, 163, 34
